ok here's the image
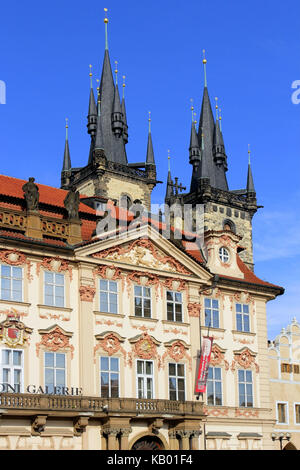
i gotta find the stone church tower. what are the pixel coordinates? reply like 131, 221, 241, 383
61, 15, 158, 211
165, 54, 258, 271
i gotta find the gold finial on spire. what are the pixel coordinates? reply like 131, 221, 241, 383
122, 75, 126, 99
65, 118, 69, 139
219, 107, 222, 131
202, 49, 207, 87
104, 7, 108, 23
190, 98, 194, 123
104, 8, 109, 50
148, 111, 151, 132
89, 64, 93, 88
215, 97, 219, 120
193, 112, 197, 126
248, 144, 251, 165
114, 60, 118, 84
202, 49, 207, 64
168, 149, 171, 172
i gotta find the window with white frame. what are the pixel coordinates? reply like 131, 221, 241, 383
0, 348, 23, 392
44, 352, 66, 394
204, 298, 219, 328
134, 286, 151, 318
44, 271, 65, 307
238, 369, 253, 407
295, 404, 300, 424
99, 280, 118, 314
207, 366, 222, 406
136, 360, 154, 399
0, 265, 23, 302
169, 363, 185, 401
219, 247, 230, 263
100, 356, 119, 398
277, 402, 288, 424
167, 291, 183, 322
236, 303, 250, 332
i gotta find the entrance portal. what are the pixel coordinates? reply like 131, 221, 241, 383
131, 436, 164, 450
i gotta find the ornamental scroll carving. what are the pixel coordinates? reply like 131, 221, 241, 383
231, 348, 259, 373
128, 333, 161, 368
209, 344, 229, 371
36, 325, 74, 359
161, 340, 192, 371
230, 291, 255, 314
92, 265, 123, 287
0, 314, 33, 347
36, 256, 73, 281
94, 332, 126, 364
92, 238, 191, 275
0, 249, 33, 281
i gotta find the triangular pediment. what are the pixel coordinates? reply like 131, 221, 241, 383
74, 225, 212, 281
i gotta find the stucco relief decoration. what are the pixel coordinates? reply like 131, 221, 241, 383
36, 326, 74, 359
210, 344, 229, 371
203, 407, 229, 417
162, 340, 192, 371
126, 271, 160, 298
94, 332, 126, 363
0, 249, 33, 281
0, 314, 33, 347
79, 285, 96, 302
36, 256, 73, 281
187, 303, 201, 318
92, 238, 191, 275
93, 265, 124, 288
128, 333, 161, 368
231, 348, 259, 373
230, 291, 255, 313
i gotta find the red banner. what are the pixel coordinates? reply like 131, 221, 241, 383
195, 336, 213, 394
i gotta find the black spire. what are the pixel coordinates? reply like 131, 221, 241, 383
121, 76, 128, 145
94, 96, 104, 151
62, 119, 71, 172
165, 151, 174, 203
146, 112, 155, 165
189, 122, 201, 192
247, 146, 255, 194
213, 117, 229, 190
197, 86, 216, 185
112, 83, 123, 137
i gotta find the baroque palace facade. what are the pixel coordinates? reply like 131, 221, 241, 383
0, 13, 284, 450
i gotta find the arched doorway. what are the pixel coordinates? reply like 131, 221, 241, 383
283, 442, 297, 450
131, 435, 164, 450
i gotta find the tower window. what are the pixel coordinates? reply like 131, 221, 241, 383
219, 247, 230, 264
223, 219, 236, 233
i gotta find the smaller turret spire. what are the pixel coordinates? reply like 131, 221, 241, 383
62, 118, 71, 172
146, 111, 155, 165
165, 149, 174, 202
87, 65, 97, 136
121, 75, 128, 144
247, 144, 256, 194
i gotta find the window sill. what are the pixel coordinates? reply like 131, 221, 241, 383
201, 326, 225, 333
129, 316, 158, 323
162, 320, 189, 327
0, 299, 31, 307
94, 311, 125, 319
232, 330, 256, 337
37, 304, 72, 312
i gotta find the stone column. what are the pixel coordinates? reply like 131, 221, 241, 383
190, 431, 201, 450
168, 430, 179, 450
106, 429, 119, 450
120, 428, 132, 450
177, 431, 190, 450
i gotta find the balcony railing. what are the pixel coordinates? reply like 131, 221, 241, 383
0, 393, 204, 417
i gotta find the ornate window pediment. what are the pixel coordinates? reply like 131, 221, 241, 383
36, 325, 74, 358
231, 347, 259, 373
94, 331, 126, 362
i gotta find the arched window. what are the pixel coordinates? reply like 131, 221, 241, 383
223, 219, 236, 233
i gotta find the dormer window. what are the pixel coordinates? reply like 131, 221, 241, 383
219, 247, 230, 264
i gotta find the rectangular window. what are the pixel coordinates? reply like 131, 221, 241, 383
207, 366, 222, 406
0, 348, 23, 392
99, 280, 118, 314
204, 298, 219, 328
44, 352, 66, 394
100, 356, 119, 398
0, 265, 23, 302
277, 402, 288, 424
295, 404, 300, 424
134, 286, 151, 318
169, 363, 185, 401
167, 291, 183, 322
294, 364, 300, 374
44, 271, 65, 307
236, 304, 250, 332
136, 360, 154, 399
281, 363, 292, 373
238, 369, 253, 407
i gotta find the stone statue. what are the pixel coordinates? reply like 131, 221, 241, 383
22, 177, 39, 212
64, 186, 80, 220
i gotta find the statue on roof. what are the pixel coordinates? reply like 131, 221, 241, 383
22, 177, 39, 212
64, 186, 80, 221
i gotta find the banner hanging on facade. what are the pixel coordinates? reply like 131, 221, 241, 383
195, 336, 213, 394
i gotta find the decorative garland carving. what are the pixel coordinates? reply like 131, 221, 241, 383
126, 271, 161, 299
94, 332, 126, 363
92, 265, 124, 288
231, 348, 259, 373
161, 340, 192, 371
0, 249, 33, 281
36, 325, 74, 359
187, 303, 201, 318
79, 286, 96, 302
128, 332, 161, 367
36, 256, 73, 281
92, 238, 191, 275
210, 344, 229, 371
0, 314, 32, 347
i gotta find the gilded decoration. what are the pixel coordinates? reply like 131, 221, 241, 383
92, 238, 191, 275
187, 303, 201, 318
162, 340, 192, 370
128, 333, 161, 367
210, 344, 229, 371
79, 285, 96, 302
36, 325, 74, 358
0, 249, 33, 281
0, 314, 32, 347
36, 256, 73, 281
94, 332, 126, 363
231, 348, 259, 373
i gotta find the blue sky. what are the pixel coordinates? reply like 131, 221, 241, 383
0, 0, 299, 338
